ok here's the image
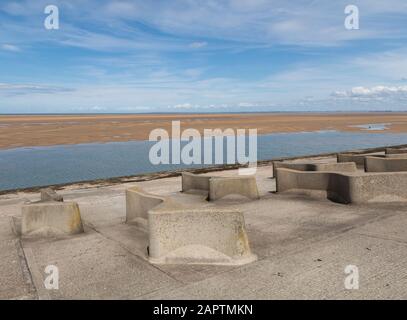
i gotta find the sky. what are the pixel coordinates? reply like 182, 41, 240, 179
1, 0, 407, 113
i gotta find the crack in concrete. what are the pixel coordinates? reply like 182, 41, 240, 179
14, 237, 38, 299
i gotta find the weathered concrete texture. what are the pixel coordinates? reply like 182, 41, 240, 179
21, 201, 84, 238
337, 152, 380, 167
276, 168, 407, 204
21, 231, 179, 299
40, 188, 63, 202
365, 156, 407, 172
148, 207, 256, 265
272, 160, 357, 178
181, 172, 210, 192
386, 153, 407, 158
386, 147, 407, 155
125, 185, 256, 265
209, 176, 259, 201
0, 216, 36, 299
125, 186, 166, 229
182, 172, 259, 201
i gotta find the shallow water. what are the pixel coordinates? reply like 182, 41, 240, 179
349, 123, 391, 131
1, 130, 407, 191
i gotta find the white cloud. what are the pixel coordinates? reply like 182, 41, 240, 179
1, 44, 20, 52
0, 83, 73, 95
172, 103, 195, 109
332, 86, 407, 99
189, 41, 208, 48
4, 0, 407, 52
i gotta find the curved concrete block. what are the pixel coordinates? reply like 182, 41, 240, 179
21, 201, 84, 237
365, 156, 407, 172
337, 153, 370, 167
272, 161, 357, 178
386, 153, 407, 159
126, 186, 166, 228
276, 169, 351, 203
386, 147, 407, 155
209, 176, 260, 201
182, 172, 260, 201
344, 173, 407, 204
181, 172, 210, 192
276, 168, 407, 204
126, 185, 256, 265
148, 207, 256, 265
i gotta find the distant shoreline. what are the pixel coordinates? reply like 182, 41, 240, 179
0, 110, 405, 116
1, 112, 407, 150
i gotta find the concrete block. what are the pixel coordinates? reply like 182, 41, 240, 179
148, 207, 257, 265
181, 172, 210, 192
182, 172, 260, 201
344, 173, 407, 204
386, 147, 407, 155
276, 168, 407, 204
386, 153, 407, 159
337, 153, 371, 167
21, 201, 84, 237
272, 161, 357, 178
126, 186, 166, 228
40, 188, 63, 202
365, 156, 407, 172
125, 185, 256, 265
209, 176, 260, 201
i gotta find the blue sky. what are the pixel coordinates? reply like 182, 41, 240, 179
1, 0, 407, 113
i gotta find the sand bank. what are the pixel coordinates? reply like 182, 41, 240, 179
1, 112, 407, 149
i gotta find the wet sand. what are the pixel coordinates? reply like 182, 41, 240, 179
1, 112, 407, 149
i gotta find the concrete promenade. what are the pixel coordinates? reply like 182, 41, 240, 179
0, 152, 407, 299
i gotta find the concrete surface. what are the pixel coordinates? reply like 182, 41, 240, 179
1, 153, 407, 299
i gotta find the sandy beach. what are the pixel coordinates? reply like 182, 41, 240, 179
1, 112, 407, 149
